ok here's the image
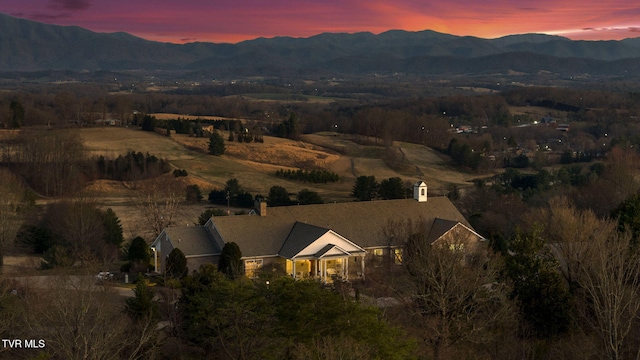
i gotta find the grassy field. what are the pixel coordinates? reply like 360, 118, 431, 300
509, 105, 569, 118
150, 113, 238, 121
77, 127, 478, 236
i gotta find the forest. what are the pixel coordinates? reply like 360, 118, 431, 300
2, 79, 640, 359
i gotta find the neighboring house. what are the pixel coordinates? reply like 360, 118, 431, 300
151, 181, 485, 282
151, 226, 224, 273
201, 125, 215, 134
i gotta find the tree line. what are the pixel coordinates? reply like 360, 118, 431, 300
96, 151, 171, 181
4, 84, 640, 177
15, 199, 124, 267
0, 129, 171, 196
274, 168, 339, 183
206, 178, 325, 209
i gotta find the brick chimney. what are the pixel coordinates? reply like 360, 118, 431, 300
254, 199, 267, 216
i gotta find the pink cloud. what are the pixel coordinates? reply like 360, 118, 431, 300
0, 0, 639, 43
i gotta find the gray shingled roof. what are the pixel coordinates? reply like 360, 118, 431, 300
279, 222, 330, 259
426, 218, 460, 244
209, 197, 469, 258
164, 226, 221, 257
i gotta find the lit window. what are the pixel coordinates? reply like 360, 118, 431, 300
394, 248, 403, 264
373, 249, 384, 257
244, 259, 263, 278
449, 243, 465, 252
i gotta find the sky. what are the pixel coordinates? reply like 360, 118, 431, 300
1, 0, 640, 44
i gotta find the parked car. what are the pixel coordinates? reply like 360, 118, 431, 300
95, 271, 114, 281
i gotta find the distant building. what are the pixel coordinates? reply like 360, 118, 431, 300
541, 115, 556, 124
95, 119, 121, 126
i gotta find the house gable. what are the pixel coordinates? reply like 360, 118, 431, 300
427, 218, 486, 253
150, 224, 225, 274
314, 244, 352, 258
279, 222, 366, 260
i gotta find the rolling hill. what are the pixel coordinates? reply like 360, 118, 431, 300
75, 127, 474, 237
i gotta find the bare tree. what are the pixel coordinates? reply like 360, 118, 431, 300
390, 219, 512, 360
131, 176, 182, 238
0, 278, 25, 350
574, 229, 640, 360
17, 129, 86, 196
525, 197, 614, 286
534, 197, 640, 359
24, 275, 159, 360
46, 197, 108, 265
0, 169, 27, 266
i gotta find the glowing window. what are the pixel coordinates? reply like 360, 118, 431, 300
244, 259, 263, 278
394, 248, 403, 264
449, 243, 465, 252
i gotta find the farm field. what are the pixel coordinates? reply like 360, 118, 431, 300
78, 127, 477, 236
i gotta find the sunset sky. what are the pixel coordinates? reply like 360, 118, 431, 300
1, 0, 639, 44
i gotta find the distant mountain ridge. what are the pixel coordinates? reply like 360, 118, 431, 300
2, 12, 640, 77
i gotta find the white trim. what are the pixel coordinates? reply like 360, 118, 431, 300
244, 258, 263, 278
240, 254, 279, 260
288, 231, 366, 259
185, 253, 218, 259
434, 222, 486, 244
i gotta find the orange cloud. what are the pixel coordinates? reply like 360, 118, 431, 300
1, 0, 639, 43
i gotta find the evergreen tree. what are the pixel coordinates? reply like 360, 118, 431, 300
611, 192, 640, 243
198, 208, 228, 225
297, 189, 324, 205
268, 185, 291, 207
504, 227, 572, 338
178, 265, 416, 358
379, 177, 405, 200
140, 115, 157, 131
166, 248, 188, 279
126, 275, 159, 322
224, 178, 242, 198
218, 242, 243, 279
102, 208, 124, 248
208, 131, 226, 156
128, 236, 151, 264
9, 100, 25, 129
350, 175, 379, 201
276, 112, 300, 139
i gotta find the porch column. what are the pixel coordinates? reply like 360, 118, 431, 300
361, 255, 366, 281
292, 259, 296, 279
315, 259, 319, 279
322, 260, 326, 283
151, 248, 158, 273
345, 257, 349, 281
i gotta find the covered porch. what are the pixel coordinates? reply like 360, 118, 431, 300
279, 222, 366, 283
287, 255, 365, 283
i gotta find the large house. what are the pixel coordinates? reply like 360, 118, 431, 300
151, 181, 485, 282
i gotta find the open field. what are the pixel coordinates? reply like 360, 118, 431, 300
150, 113, 239, 121
75, 127, 480, 237
509, 105, 569, 118
81, 127, 478, 196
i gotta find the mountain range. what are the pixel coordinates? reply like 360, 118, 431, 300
2, 12, 640, 78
